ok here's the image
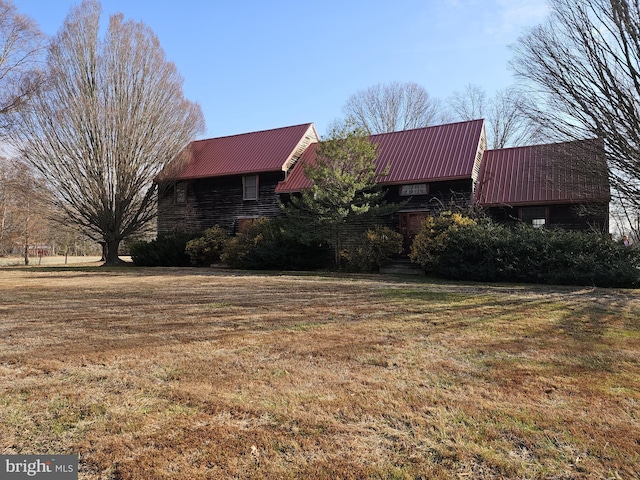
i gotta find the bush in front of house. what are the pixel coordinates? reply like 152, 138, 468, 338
185, 225, 230, 266
221, 217, 332, 270
343, 225, 404, 272
535, 227, 640, 287
409, 211, 477, 272
130, 232, 198, 267
417, 218, 640, 287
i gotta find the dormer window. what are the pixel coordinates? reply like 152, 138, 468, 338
243, 175, 258, 200
400, 184, 428, 196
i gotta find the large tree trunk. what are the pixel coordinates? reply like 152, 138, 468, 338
103, 238, 122, 266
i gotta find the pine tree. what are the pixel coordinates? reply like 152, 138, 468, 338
281, 124, 398, 266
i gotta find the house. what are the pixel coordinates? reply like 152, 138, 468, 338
156, 123, 319, 234
156, 119, 610, 243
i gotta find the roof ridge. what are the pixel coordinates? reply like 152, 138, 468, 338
369, 118, 484, 140
485, 137, 600, 153
193, 123, 314, 143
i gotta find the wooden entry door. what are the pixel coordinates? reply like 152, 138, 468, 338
399, 212, 428, 252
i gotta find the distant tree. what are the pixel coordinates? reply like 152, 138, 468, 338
487, 88, 543, 149
10, 0, 205, 265
341, 81, 448, 134
447, 83, 541, 149
447, 84, 487, 122
0, 0, 44, 135
281, 123, 396, 266
0, 158, 51, 264
511, 0, 640, 212
0, 158, 22, 255
12, 160, 33, 264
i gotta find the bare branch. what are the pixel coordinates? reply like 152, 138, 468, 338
342, 81, 447, 134
9, 0, 205, 264
448, 83, 542, 149
512, 0, 640, 218
0, 0, 45, 134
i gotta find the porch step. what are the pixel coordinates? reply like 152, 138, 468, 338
379, 257, 425, 275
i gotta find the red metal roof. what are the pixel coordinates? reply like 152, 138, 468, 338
474, 139, 610, 206
275, 119, 485, 193
167, 123, 318, 180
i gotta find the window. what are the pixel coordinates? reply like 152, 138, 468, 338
521, 206, 547, 228
243, 175, 258, 200
532, 218, 546, 229
400, 184, 428, 196
175, 182, 187, 204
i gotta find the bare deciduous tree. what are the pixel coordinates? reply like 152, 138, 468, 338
0, 0, 44, 134
448, 83, 541, 149
447, 84, 487, 122
0, 157, 51, 263
11, 0, 205, 265
0, 157, 14, 254
490, 88, 545, 149
341, 81, 447, 134
511, 0, 640, 213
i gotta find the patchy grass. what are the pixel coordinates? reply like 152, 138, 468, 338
0, 267, 638, 479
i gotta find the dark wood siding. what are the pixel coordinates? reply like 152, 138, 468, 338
548, 203, 609, 232
157, 171, 286, 234
385, 179, 473, 214
485, 203, 609, 232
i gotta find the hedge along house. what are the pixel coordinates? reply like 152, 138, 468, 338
275, 119, 488, 248
474, 139, 610, 232
156, 123, 319, 234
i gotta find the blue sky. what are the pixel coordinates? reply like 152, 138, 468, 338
13, 0, 550, 139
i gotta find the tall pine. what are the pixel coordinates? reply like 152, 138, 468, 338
281, 124, 398, 266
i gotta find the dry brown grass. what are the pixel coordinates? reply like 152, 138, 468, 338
0, 266, 639, 479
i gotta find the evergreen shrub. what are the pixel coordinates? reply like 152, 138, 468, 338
130, 232, 197, 267
409, 211, 477, 271
185, 225, 230, 266
343, 225, 403, 272
427, 221, 640, 287
221, 218, 332, 270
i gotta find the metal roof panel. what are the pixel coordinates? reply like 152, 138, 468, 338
475, 139, 610, 206
166, 123, 317, 180
276, 119, 485, 193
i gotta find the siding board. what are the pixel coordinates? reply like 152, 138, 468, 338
158, 171, 285, 234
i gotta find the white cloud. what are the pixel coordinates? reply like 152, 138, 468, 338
485, 0, 550, 39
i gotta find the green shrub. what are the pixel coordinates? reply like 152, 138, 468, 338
432, 221, 507, 282
432, 222, 640, 287
344, 225, 403, 272
221, 218, 332, 270
185, 225, 230, 266
409, 211, 477, 271
130, 232, 198, 267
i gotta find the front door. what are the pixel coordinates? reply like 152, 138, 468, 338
399, 212, 429, 252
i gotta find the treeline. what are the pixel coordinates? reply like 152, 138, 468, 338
0, 158, 98, 261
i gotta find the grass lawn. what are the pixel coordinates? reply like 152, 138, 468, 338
0, 266, 639, 479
